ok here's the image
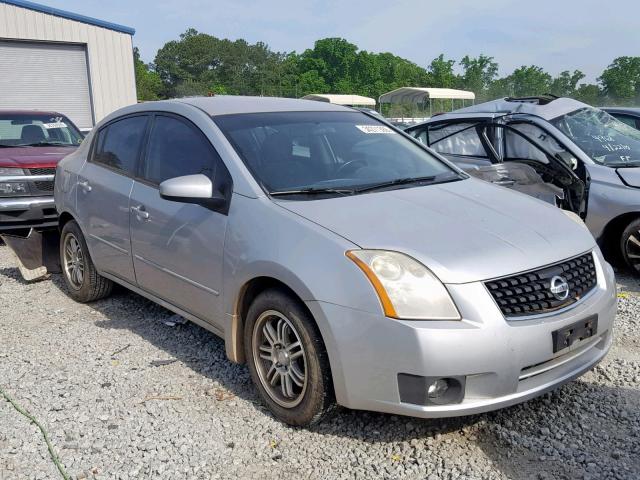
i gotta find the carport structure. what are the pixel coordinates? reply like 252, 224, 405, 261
301, 94, 376, 108
379, 87, 475, 118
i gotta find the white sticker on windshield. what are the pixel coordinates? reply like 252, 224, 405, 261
356, 125, 395, 134
42, 122, 67, 129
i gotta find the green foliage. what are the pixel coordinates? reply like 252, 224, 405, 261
598, 56, 640, 105
143, 29, 640, 108
459, 54, 498, 101
133, 47, 163, 101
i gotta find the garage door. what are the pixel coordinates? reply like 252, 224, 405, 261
0, 41, 93, 129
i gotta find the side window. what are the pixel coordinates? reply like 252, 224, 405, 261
143, 115, 229, 187
93, 116, 148, 175
427, 123, 488, 157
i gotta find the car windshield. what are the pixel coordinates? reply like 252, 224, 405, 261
0, 114, 83, 147
551, 107, 640, 167
214, 111, 459, 197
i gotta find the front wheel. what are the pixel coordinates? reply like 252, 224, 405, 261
244, 288, 335, 426
60, 220, 113, 302
621, 218, 640, 275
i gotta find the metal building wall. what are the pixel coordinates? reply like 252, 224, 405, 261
0, 2, 137, 125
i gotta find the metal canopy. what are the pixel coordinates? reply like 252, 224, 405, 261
379, 87, 475, 104
302, 94, 376, 107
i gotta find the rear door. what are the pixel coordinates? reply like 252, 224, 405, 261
76, 114, 149, 282
129, 114, 232, 327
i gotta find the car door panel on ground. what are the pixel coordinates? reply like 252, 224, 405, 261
76, 114, 149, 283
129, 114, 229, 326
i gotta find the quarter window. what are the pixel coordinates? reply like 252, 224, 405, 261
143, 115, 223, 185
93, 116, 148, 175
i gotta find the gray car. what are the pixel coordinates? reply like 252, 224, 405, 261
406, 96, 640, 273
54, 96, 616, 426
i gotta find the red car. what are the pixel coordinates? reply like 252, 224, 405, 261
0, 110, 83, 233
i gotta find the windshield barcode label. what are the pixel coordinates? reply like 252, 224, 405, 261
356, 125, 395, 134
42, 122, 67, 129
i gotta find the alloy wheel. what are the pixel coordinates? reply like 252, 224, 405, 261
252, 310, 308, 408
63, 233, 85, 289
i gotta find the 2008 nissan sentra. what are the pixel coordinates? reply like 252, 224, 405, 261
53, 96, 616, 426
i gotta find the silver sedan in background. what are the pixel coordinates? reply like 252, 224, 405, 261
54, 96, 616, 425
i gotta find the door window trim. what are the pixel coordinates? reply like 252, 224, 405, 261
88, 112, 151, 179
136, 112, 232, 190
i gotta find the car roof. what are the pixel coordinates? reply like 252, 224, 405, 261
173, 95, 353, 116
420, 97, 590, 126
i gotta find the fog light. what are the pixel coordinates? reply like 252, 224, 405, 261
427, 378, 450, 399
398, 374, 466, 406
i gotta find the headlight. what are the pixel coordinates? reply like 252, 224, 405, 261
0, 167, 24, 176
346, 250, 461, 320
0, 182, 28, 195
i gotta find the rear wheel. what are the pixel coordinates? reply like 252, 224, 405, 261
60, 221, 113, 302
621, 218, 640, 274
244, 288, 335, 426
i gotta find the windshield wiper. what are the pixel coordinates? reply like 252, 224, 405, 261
0, 144, 27, 148
270, 187, 356, 197
354, 175, 440, 193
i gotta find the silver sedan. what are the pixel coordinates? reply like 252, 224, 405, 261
54, 96, 617, 425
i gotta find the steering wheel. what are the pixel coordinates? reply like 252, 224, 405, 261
336, 159, 368, 176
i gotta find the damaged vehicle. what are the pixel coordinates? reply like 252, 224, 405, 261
47, 96, 615, 426
405, 96, 640, 273
0, 110, 83, 278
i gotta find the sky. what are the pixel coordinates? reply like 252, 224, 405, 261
43, 0, 640, 83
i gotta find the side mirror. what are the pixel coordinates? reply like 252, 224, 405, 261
556, 151, 579, 171
159, 174, 227, 211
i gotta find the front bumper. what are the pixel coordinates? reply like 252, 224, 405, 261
307, 250, 616, 418
0, 196, 57, 232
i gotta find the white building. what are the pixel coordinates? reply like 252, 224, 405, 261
0, 0, 137, 130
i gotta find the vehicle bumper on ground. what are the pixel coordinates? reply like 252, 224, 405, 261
0, 196, 57, 232
307, 250, 616, 418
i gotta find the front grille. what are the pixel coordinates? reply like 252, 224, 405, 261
26, 167, 55, 194
485, 252, 597, 318
28, 167, 56, 176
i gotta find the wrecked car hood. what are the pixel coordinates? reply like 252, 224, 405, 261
277, 178, 595, 284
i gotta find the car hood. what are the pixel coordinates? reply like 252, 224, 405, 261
0, 146, 76, 168
616, 167, 640, 188
276, 178, 596, 284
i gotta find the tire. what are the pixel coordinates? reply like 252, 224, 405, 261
621, 218, 640, 275
60, 220, 113, 302
244, 288, 335, 426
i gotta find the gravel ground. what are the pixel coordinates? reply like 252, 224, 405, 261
0, 243, 639, 480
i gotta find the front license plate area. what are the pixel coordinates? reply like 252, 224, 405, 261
552, 315, 598, 353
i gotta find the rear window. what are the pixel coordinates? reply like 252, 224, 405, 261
0, 114, 83, 147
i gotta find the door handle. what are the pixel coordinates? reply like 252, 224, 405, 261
78, 180, 92, 192
131, 205, 150, 220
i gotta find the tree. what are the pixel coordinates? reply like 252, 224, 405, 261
573, 84, 602, 105
504, 65, 552, 97
549, 70, 585, 98
427, 54, 457, 88
459, 54, 498, 101
598, 56, 640, 105
133, 47, 163, 101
